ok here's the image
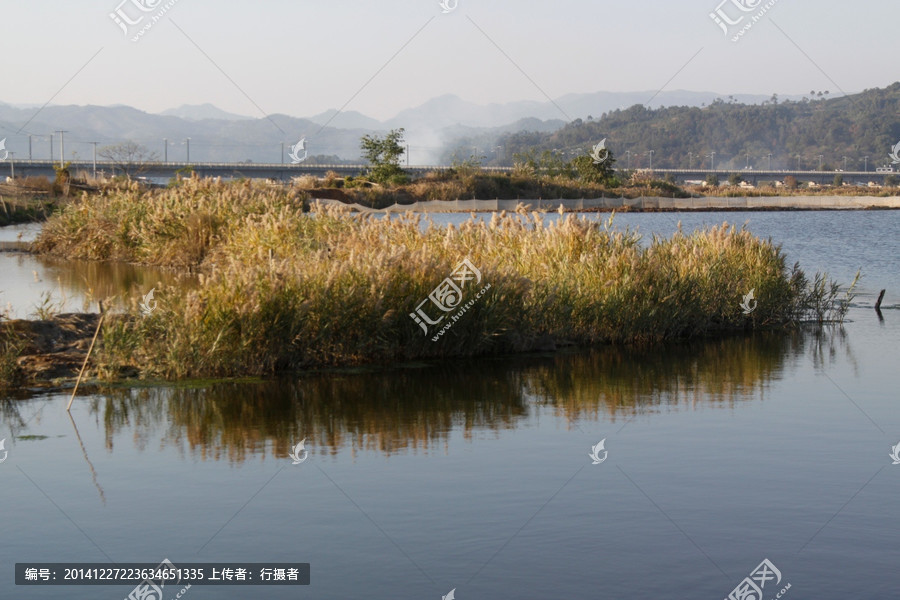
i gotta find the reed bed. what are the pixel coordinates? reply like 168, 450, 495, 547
31, 178, 851, 379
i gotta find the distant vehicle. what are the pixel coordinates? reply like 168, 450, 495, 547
876, 166, 894, 173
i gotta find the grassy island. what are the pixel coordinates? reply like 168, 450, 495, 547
3, 177, 853, 383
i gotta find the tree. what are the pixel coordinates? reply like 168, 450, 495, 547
360, 128, 408, 184
705, 173, 720, 187
98, 141, 158, 178
728, 173, 743, 186
572, 149, 617, 185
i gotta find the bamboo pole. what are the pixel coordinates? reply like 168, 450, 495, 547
67, 303, 104, 412
875, 289, 886, 311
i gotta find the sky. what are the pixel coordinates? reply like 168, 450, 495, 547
0, 0, 897, 121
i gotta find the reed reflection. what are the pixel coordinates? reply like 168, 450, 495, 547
78, 327, 850, 464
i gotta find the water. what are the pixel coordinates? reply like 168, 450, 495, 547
2, 210, 900, 598
0, 225, 195, 319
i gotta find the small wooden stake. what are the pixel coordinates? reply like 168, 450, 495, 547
875, 289, 886, 311
67, 304, 104, 412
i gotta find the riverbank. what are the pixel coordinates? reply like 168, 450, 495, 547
3, 178, 854, 384
313, 195, 900, 213
1, 313, 101, 390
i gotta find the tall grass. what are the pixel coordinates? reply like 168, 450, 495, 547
32, 178, 852, 379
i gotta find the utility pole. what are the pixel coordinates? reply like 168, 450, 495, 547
8, 152, 14, 179
185, 138, 191, 163
407, 144, 410, 167
863, 156, 868, 172
163, 138, 168, 163
708, 151, 716, 170
49, 134, 53, 161
625, 150, 632, 170
647, 150, 654, 171
280, 142, 284, 164
90, 142, 98, 178
688, 152, 693, 169
767, 153, 773, 170
746, 152, 750, 169
28, 135, 32, 160
55, 130, 68, 168
818, 155, 824, 170
842, 156, 849, 171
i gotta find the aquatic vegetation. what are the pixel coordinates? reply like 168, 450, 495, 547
30, 178, 852, 379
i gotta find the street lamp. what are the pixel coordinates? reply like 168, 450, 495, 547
842, 156, 849, 171
688, 152, 693, 169
184, 138, 191, 163
163, 138, 168, 163
707, 151, 716, 170
863, 156, 868, 172
767, 153, 773, 170
818, 155, 824, 170
625, 150, 632, 170
647, 150, 654, 171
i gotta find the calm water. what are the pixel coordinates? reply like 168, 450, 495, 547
1, 210, 899, 599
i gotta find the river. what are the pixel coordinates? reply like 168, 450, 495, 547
1, 210, 898, 599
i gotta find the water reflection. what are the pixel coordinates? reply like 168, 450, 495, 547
0, 252, 195, 318
526, 332, 804, 423
25, 327, 844, 465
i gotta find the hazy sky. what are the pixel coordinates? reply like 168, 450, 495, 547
2, 0, 897, 121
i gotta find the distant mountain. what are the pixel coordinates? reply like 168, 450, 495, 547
466, 83, 900, 171
552, 90, 782, 119
160, 104, 251, 122
0, 103, 371, 163
308, 109, 383, 131
385, 94, 549, 131
0, 88, 837, 165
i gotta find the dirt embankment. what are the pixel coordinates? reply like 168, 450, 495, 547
3, 313, 99, 386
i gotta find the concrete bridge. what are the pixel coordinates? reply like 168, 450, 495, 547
2, 159, 892, 186
1, 160, 485, 181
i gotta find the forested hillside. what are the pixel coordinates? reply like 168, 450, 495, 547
451, 83, 900, 171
